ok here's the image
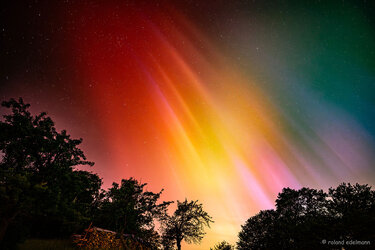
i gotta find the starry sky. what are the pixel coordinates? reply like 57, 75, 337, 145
1, 1, 375, 248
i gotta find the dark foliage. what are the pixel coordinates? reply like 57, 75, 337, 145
0, 98, 101, 248
210, 240, 234, 250
237, 183, 375, 249
94, 178, 172, 248
161, 199, 213, 250
328, 183, 375, 242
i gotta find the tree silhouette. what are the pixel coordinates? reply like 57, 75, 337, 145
237, 209, 279, 249
328, 183, 375, 242
94, 178, 172, 248
237, 183, 375, 250
0, 98, 101, 247
210, 240, 234, 250
275, 187, 330, 249
161, 199, 213, 250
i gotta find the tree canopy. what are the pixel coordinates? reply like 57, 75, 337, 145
210, 240, 234, 250
237, 183, 375, 250
0, 98, 101, 247
94, 178, 172, 248
161, 199, 213, 250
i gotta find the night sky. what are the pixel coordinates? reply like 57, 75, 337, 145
1, 1, 375, 248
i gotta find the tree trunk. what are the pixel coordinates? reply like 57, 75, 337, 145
0, 210, 19, 243
177, 238, 182, 250
0, 218, 10, 243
